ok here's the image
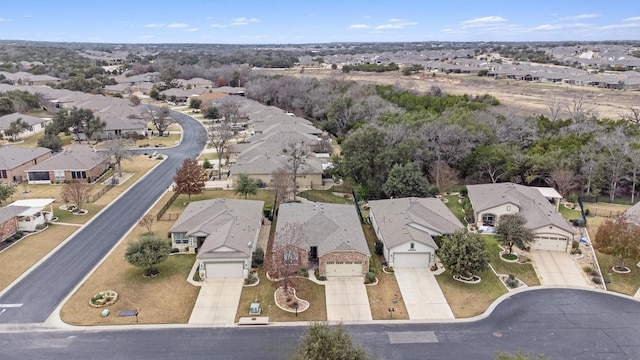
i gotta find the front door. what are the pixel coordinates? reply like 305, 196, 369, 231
196, 237, 206, 253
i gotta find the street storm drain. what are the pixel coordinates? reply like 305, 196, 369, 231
387, 331, 439, 344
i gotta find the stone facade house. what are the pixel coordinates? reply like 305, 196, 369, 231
274, 202, 370, 277
0, 146, 52, 184
26, 145, 109, 184
0, 207, 21, 241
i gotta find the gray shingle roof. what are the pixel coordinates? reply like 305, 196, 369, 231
169, 198, 264, 260
0, 206, 26, 224
368, 197, 464, 249
0, 146, 51, 170
467, 182, 575, 234
275, 202, 370, 257
0, 113, 50, 130
26, 145, 108, 172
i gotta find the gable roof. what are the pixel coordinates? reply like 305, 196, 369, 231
0, 146, 51, 170
0, 206, 27, 224
26, 145, 108, 172
169, 198, 264, 259
368, 197, 464, 249
624, 202, 640, 225
275, 202, 370, 257
467, 182, 575, 234
0, 113, 50, 130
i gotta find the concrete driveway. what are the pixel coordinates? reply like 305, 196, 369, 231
394, 269, 454, 320
529, 250, 588, 287
325, 277, 372, 322
189, 278, 243, 324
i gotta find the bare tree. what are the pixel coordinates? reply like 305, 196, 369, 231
548, 168, 577, 198
146, 106, 174, 136
619, 106, 640, 126
546, 95, 565, 121
105, 138, 134, 177
217, 98, 242, 124
270, 223, 307, 295
565, 94, 594, 122
208, 122, 234, 180
138, 214, 155, 234
272, 167, 294, 204
130, 95, 141, 106
429, 161, 459, 194
60, 180, 94, 210
629, 148, 640, 203
282, 142, 309, 199
598, 127, 631, 202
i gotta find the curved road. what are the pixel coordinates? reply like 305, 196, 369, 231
1, 289, 639, 359
0, 110, 206, 324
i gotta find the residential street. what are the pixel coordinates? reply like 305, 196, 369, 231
0, 110, 206, 324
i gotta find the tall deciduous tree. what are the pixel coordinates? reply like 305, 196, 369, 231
0, 97, 14, 116
271, 167, 293, 204
5, 118, 30, 141
208, 122, 234, 180
234, 173, 258, 199
282, 142, 309, 199
147, 106, 174, 136
125, 235, 171, 277
595, 216, 640, 271
383, 162, 431, 198
439, 229, 489, 279
271, 223, 307, 295
429, 161, 459, 194
83, 114, 106, 143
495, 214, 534, 254
173, 158, 206, 201
294, 322, 370, 360
37, 127, 63, 152
60, 180, 94, 210
105, 138, 133, 177
0, 183, 17, 205
548, 168, 577, 198
217, 99, 242, 124
52, 107, 100, 143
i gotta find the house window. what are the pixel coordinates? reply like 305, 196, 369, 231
506, 205, 511, 211
71, 171, 87, 179
409, 242, 415, 251
482, 213, 496, 226
0, 170, 6, 179
54, 170, 65, 181
173, 232, 188, 245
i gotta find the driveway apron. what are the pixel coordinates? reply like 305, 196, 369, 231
189, 278, 243, 324
394, 269, 454, 320
325, 277, 372, 321
529, 250, 589, 287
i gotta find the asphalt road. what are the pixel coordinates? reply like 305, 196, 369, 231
0, 110, 206, 324
1, 289, 638, 359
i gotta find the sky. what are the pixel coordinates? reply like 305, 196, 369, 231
1, 0, 639, 44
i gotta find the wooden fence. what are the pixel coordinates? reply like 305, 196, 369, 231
156, 192, 179, 221
87, 184, 115, 203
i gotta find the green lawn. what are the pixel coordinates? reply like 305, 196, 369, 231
595, 250, 640, 296
484, 236, 540, 286
558, 204, 582, 219
444, 194, 466, 224
298, 190, 354, 204
436, 268, 507, 318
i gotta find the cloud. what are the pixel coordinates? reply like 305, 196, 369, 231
374, 19, 417, 30
559, 13, 600, 21
461, 16, 506, 28
532, 23, 588, 31
168, 23, 188, 28
210, 24, 228, 28
376, 24, 402, 30
600, 22, 639, 30
141, 35, 156, 39
624, 16, 640, 21
145, 23, 164, 28
363, 15, 371, 19
185, 28, 199, 32
349, 24, 371, 29
230, 17, 259, 26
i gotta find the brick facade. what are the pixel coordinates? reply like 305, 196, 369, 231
0, 217, 18, 241
319, 251, 369, 277
1, 152, 51, 184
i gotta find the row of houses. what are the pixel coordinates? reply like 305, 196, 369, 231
167, 182, 578, 280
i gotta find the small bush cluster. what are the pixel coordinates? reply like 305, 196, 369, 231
506, 274, 519, 289
244, 273, 258, 285
365, 271, 376, 284
252, 247, 264, 268
592, 276, 602, 285
314, 268, 326, 281
298, 267, 309, 277
171, 247, 180, 253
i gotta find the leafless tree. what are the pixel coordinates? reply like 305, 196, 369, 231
429, 161, 459, 194
130, 95, 141, 107
146, 106, 174, 136
619, 106, 640, 126
272, 167, 294, 204
105, 138, 134, 177
548, 168, 577, 198
60, 180, 94, 210
217, 98, 242, 124
546, 95, 565, 121
565, 94, 594, 122
270, 223, 307, 295
138, 214, 155, 234
208, 122, 234, 179
628, 148, 640, 203
282, 142, 309, 199
598, 127, 631, 202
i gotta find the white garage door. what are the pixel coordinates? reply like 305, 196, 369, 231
531, 237, 568, 251
204, 261, 244, 279
394, 252, 431, 268
326, 262, 362, 277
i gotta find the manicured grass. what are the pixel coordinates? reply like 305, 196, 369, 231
136, 134, 182, 148
166, 189, 276, 215
484, 236, 540, 286
594, 250, 640, 296
234, 268, 327, 322
558, 204, 582, 219
0, 224, 78, 291
436, 268, 507, 318
444, 194, 466, 224
298, 190, 354, 204
14, 133, 74, 148
362, 224, 409, 320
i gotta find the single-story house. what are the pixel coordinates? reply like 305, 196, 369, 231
0, 207, 22, 241
368, 197, 464, 268
0, 146, 52, 184
467, 183, 576, 251
0, 113, 52, 140
5, 198, 55, 232
274, 202, 370, 277
169, 198, 264, 280
26, 145, 110, 184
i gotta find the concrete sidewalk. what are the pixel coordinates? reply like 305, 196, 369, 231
395, 269, 454, 320
188, 278, 243, 324
529, 250, 588, 287
325, 278, 372, 322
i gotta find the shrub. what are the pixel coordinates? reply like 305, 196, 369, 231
374, 240, 384, 256
501, 253, 518, 261
244, 273, 258, 285
590, 268, 600, 277
583, 265, 593, 274
592, 276, 602, 284
202, 159, 212, 169
171, 247, 180, 253
572, 240, 579, 250
298, 268, 309, 277
584, 208, 591, 216
5, 238, 13, 243
506, 274, 519, 289
252, 247, 264, 268
571, 248, 582, 255
192, 271, 200, 282
366, 272, 376, 283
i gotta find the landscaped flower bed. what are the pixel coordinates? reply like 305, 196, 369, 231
274, 286, 309, 313
89, 290, 118, 308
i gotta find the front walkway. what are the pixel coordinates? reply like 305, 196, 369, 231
325, 277, 372, 322
394, 269, 454, 320
188, 278, 243, 324
529, 250, 589, 287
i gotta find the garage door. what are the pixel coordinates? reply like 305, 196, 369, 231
326, 262, 362, 277
204, 261, 244, 279
394, 252, 431, 268
531, 237, 568, 251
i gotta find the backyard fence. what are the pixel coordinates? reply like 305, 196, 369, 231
87, 184, 115, 203
156, 192, 179, 221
